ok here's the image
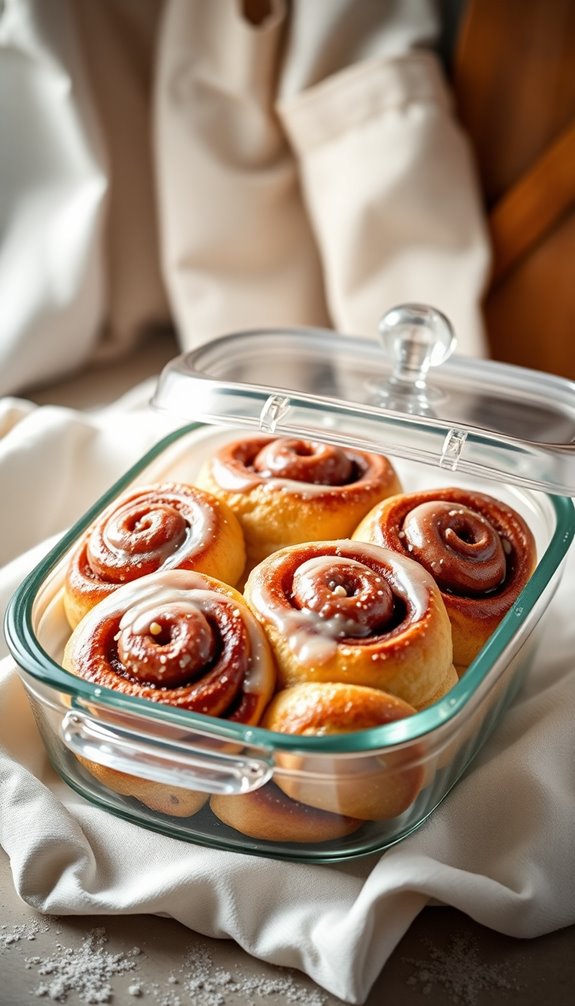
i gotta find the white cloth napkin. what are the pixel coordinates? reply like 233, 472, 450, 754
1, 393, 575, 1005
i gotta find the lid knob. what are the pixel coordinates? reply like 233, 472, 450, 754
378, 304, 456, 392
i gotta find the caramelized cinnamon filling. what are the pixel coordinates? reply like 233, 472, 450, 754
402, 501, 507, 597
290, 556, 396, 637
249, 438, 360, 485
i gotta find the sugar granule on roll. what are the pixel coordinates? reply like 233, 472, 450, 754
353, 487, 537, 673
196, 435, 402, 572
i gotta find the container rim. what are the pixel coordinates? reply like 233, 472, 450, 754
4, 421, 575, 754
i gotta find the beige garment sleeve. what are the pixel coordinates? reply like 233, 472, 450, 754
278, 50, 490, 356
155, 0, 489, 357
154, 0, 331, 348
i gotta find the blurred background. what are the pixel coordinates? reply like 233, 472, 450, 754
0, 0, 573, 400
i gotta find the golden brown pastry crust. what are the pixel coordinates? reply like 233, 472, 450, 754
353, 487, 537, 672
196, 436, 402, 571
263, 681, 425, 820
244, 539, 457, 709
209, 781, 362, 843
64, 482, 246, 628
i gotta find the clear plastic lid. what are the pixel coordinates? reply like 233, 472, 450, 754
151, 305, 575, 496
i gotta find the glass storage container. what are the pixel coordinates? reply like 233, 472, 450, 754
5, 306, 575, 862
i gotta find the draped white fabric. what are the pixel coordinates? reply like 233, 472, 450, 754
1, 392, 575, 1004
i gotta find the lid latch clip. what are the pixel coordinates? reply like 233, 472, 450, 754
259, 394, 290, 433
441, 428, 468, 470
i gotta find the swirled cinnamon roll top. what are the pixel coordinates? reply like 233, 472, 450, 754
196, 436, 402, 571
64, 482, 246, 627
353, 487, 537, 671
63, 569, 276, 725
244, 539, 457, 710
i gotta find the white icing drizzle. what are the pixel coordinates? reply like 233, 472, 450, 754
210, 453, 359, 496
248, 541, 432, 666
208, 439, 387, 497
291, 555, 390, 636
161, 498, 215, 567
99, 489, 216, 568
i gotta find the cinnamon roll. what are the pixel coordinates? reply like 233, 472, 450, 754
64, 482, 246, 627
210, 781, 363, 844
196, 436, 401, 571
244, 540, 457, 709
353, 487, 537, 672
63, 569, 276, 815
75, 756, 209, 818
262, 682, 424, 820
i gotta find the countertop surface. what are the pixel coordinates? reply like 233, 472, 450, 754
2, 332, 574, 1006
3, 847, 575, 1006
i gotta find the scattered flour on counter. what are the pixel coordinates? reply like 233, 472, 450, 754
402, 931, 523, 1005
3, 920, 331, 1006
0, 920, 49, 948
174, 943, 330, 1006
25, 927, 140, 1003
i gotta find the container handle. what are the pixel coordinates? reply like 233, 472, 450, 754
60, 710, 274, 795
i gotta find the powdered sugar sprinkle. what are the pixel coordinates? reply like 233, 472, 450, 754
403, 931, 522, 1005
3, 921, 331, 1005
25, 927, 140, 1002
1, 920, 49, 948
